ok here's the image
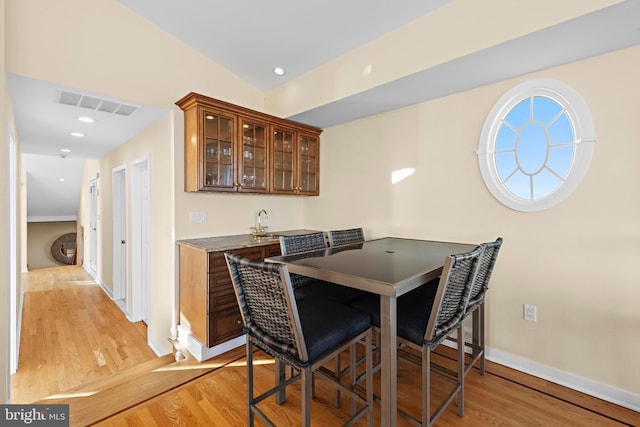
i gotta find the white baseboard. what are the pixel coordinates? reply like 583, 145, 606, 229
82, 263, 97, 279
82, 263, 109, 294
485, 347, 640, 412
112, 298, 133, 321
177, 325, 245, 362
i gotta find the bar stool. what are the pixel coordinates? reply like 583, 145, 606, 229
225, 253, 374, 426
463, 237, 502, 375
350, 245, 483, 426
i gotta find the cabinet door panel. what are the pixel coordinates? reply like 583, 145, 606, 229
239, 118, 269, 192
202, 110, 236, 191
297, 133, 320, 195
272, 127, 296, 193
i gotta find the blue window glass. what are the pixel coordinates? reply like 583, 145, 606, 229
533, 96, 562, 124
494, 96, 576, 201
495, 125, 517, 152
548, 113, 574, 145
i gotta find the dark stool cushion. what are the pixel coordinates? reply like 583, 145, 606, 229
296, 298, 371, 362
349, 292, 435, 346
410, 277, 440, 299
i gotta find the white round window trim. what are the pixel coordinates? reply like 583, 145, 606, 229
478, 79, 596, 212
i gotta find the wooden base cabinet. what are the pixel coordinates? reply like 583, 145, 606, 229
179, 243, 280, 347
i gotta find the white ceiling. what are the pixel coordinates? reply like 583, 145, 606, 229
9, 0, 640, 221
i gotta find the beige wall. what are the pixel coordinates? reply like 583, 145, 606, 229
26, 221, 77, 269
304, 46, 640, 397
94, 115, 176, 350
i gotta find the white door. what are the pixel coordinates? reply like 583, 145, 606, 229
131, 158, 150, 324
112, 167, 127, 302
89, 179, 98, 274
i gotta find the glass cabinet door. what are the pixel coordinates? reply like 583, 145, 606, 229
272, 127, 295, 192
203, 110, 235, 190
297, 133, 319, 194
239, 118, 268, 192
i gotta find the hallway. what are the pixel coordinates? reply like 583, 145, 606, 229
10, 266, 158, 403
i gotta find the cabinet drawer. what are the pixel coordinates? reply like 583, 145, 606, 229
208, 247, 264, 272
209, 309, 244, 346
263, 243, 281, 258
208, 272, 232, 292
209, 288, 237, 313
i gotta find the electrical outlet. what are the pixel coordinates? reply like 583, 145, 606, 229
524, 304, 537, 322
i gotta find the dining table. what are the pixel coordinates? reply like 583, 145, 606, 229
266, 237, 478, 427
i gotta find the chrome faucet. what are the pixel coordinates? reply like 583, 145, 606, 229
253, 209, 268, 235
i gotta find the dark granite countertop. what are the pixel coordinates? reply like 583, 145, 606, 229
176, 229, 320, 252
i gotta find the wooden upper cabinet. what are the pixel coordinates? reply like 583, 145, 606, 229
271, 127, 320, 195
176, 92, 321, 195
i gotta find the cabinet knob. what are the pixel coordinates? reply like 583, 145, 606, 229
236, 319, 241, 324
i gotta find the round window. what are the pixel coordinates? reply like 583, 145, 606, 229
478, 79, 596, 212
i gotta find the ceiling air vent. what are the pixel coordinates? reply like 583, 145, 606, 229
57, 90, 139, 117
98, 100, 119, 113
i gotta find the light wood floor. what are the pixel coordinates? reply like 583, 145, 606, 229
10, 266, 159, 403
11, 266, 639, 426
93, 347, 638, 427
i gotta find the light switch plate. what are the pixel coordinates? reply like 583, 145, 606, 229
524, 304, 537, 322
189, 211, 207, 224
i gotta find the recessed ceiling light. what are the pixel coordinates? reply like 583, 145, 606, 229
60, 148, 71, 153
59, 178, 65, 182
78, 116, 95, 123
273, 67, 285, 76
70, 132, 84, 137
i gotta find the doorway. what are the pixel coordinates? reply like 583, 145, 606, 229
112, 166, 127, 307
131, 157, 150, 324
